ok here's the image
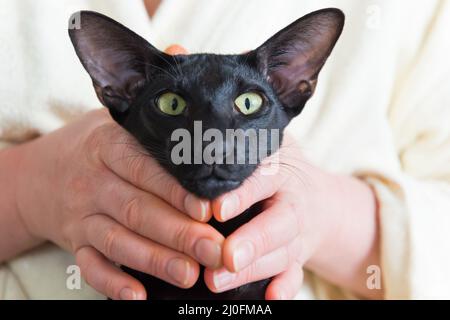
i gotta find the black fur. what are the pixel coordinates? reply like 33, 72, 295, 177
69, 9, 344, 299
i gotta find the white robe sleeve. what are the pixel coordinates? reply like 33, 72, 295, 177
360, 0, 450, 299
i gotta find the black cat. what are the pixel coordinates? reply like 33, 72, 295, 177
69, 8, 344, 299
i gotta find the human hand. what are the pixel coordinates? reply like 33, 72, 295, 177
203, 135, 379, 299
14, 108, 223, 300
159, 44, 379, 299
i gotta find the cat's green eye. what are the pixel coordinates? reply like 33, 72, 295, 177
234, 92, 263, 115
156, 92, 187, 115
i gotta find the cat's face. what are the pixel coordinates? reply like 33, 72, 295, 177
69, 9, 344, 199
120, 53, 290, 198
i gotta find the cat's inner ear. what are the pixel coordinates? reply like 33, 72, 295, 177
68, 11, 167, 117
254, 8, 345, 115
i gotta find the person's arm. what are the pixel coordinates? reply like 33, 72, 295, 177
0, 145, 44, 261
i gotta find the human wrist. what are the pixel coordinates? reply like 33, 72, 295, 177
306, 171, 381, 296
14, 109, 124, 245
0, 143, 44, 260
16, 139, 51, 241
305, 170, 350, 263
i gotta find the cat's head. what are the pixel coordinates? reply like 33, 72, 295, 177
69, 9, 344, 199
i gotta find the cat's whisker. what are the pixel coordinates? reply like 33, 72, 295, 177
103, 140, 173, 165
153, 50, 184, 78
170, 54, 185, 78
241, 52, 252, 67
143, 49, 185, 79
259, 160, 313, 189
108, 151, 172, 168
138, 60, 178, 80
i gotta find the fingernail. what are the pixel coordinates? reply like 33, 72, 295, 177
184, 194, 209, 221
220, 193, 239, 221
195, 238, 222, 268
167, 258, 191, 286
119, 288, 137, 300
232, 241, 255, 271
213, 268, 236, 291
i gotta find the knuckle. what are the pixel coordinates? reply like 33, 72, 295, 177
103, 225, 121, 258
76, 249, 96, 285
65, 175, 92, 201
76, 250, 90, 275
121, 196, 143, 231
142, 248, 164, 277
62, 176, 95, 215
172, 223, 193, 254
169, 183, 185, 210
85, 123, 113, 162
86, 123, 131, 168
61, 223, 80, 253
253, 176, 266, 196
104, 277, 117, 299
244, 177, 260, 200
256, 222, 273, 255
287, 202, 303, 235
248, 173, 271, 199
126, 154, 147, 186
243, 263, 257, 284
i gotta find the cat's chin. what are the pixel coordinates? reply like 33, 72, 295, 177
180, 177, 242, 200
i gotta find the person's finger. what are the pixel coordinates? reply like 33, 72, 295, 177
211, 157, 289, 222
265, 262, 304, 300
83, 214, 200, 288
75, 246, 146, 300
204, 235, 302, 293
164, 44, 188, 55
95, 176, 224, 268
222, 199, 301, 272
211, 134, 305, 222
93, 123, 210, 222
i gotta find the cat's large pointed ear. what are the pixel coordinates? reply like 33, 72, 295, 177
68, 11, 168, 121
254, 8, 345, 116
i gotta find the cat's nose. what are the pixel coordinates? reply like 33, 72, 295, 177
194, 164, 233, 181
181, 164, 230, 181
